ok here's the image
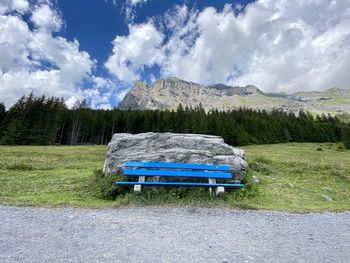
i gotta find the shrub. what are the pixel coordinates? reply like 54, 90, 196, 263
337, 144, 345, 150
316, 146, 323, 151
91, 169, 129, 199
227, 172, 259, 199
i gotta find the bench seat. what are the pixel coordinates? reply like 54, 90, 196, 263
123, 169, 232, 179
116, 181, 245, 188
115, 161, 245, 196
124, 161, 231, 171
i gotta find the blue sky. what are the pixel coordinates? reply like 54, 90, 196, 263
0, 0, 349, 109
57, 0, 254, 82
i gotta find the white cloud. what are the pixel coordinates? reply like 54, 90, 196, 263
107, 0, 350, 93
105, 21, 164, 82
31, 4, 62, 32
0, 1, 114, 108
130, 0, 147, 6
0, 0, 29, 14
124, 0, 150, 22
149, 73, 156, 83
0, 14, 31, 72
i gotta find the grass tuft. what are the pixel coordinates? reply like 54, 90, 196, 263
6, 162, 35, 171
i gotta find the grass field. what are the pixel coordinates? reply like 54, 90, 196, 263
0, 143, 349, 212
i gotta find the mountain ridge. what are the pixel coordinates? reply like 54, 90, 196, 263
118, 77, 350, 114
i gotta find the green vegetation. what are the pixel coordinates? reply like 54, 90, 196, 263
342, 124, 350, 149
336, 113, 350, 123
0, 146, 111, 208
242, 143, 350, 212
0, 143, 349, 212
0, 94, 346, 147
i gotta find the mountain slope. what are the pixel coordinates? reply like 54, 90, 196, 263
118, 77, 350, 114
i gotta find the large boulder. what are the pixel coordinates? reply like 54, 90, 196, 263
103, 132, 248, 182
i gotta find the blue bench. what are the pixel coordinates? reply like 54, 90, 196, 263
115, 161, 245, 196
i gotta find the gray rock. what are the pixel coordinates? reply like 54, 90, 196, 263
287, 183, 294, 188
252, 175, 260, 184
321, 194, 333, 202
103, 132, 248, 182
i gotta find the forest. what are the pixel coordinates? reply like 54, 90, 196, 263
0, 93, 349, 147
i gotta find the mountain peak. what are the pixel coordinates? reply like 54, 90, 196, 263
164, 76, 181, 82
208, 83, 263, 96
118, 77, 350, 113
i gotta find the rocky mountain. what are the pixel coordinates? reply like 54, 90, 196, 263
118, 77, 350, 114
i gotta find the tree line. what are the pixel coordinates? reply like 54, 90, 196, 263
0, 93, 349, 147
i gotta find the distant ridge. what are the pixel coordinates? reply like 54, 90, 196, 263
118, 77, 350, 114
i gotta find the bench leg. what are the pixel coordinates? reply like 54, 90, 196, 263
134, 176, 145, 194
208, 178, 216, 197
208, 178, 225, 197
215, 186, 225, 196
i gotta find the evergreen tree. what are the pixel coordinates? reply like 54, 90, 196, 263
342, 123, 350, 149
0, 94, 346, 146
0, 96, 26, 144
174, 104, 186, 132
0, 102, 5, 134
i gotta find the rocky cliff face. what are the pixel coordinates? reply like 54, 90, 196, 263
118, 77, 350, 114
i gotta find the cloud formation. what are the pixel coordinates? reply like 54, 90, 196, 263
105, 21, 164, 82
124, 0, 150, 22
2, 0, 350, 109
0, 0, 114, 108
107, 0, 350, 93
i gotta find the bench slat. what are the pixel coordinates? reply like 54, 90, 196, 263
116, 181, 244, 188
124, 169, 232, 179
125, 161, 230, 171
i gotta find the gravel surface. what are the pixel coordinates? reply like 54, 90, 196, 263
1, 206, 349, 263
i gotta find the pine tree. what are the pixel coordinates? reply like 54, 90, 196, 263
0, 96, 26, 145
0, 94, 345, 146
174, 103, 186, 132
342, 123, 350, 149
0, 102, 5, 134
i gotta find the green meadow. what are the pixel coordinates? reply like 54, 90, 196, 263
0, 143, 349, 212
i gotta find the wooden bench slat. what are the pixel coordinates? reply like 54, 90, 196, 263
125, 161, 231, 171
116, 181, 245, 188
124, 169, 232, 179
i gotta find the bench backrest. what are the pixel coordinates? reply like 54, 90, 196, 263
124, 161, 232, 179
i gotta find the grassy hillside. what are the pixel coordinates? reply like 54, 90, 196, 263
293, 87, 350, 114
0, 143, 349, 212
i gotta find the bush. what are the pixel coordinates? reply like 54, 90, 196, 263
316, 146, 323, 151
227, 172, 259, 199
337, 144, 345, 150
91, 170, 129, 199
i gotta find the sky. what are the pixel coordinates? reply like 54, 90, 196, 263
0, 0, 350, 109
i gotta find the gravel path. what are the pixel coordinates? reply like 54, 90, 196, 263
1, 206, 349, 263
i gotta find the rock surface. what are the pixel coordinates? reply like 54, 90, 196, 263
103, 132, 248, 182
252, 175, 260, 184
321, 194, 333, 202
118, 77, 350, 114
